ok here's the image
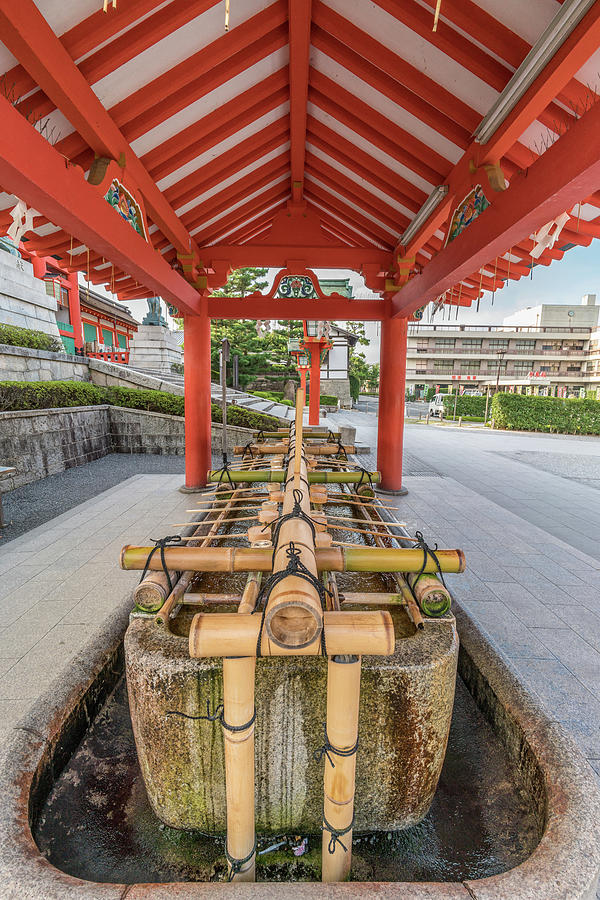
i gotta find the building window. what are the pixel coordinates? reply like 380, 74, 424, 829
515, 340, 535, 350
435, 338, 456, 348
513, 362, 534, 375
434, 360, 451, 371
461, 339, 482, 349
461, 361, 480, 373
488, 339, 509, 351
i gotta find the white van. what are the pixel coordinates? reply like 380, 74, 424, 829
428, 394, 446, 417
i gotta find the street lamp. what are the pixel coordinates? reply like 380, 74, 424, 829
495, 349, 506, 394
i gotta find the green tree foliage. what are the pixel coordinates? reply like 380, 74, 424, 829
210, 268, 305, 388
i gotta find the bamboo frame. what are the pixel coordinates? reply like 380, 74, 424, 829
234, 443, 357, 457
207, 470, 381, 484
322, 655, 361, 882
189, 610, 394, 657
221, 564, 261, 882
121, 545, 466, 575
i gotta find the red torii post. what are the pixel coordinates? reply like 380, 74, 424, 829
183, 304, 213, 491
377, 313, 409, 495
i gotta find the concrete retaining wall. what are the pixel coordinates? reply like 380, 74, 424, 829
0, 343, 184, 395
320, 377, 352, 408
0, 344, 90, 383
0, 252, 62, 337
0, 405, 256, 490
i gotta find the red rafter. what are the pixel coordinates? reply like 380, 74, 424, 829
288, 0, 312, 200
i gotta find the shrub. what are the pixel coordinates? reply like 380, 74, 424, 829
170, 362, 184, 375
0, 380, 105, 411
490, 392, 600, 435
0, 323, 63, 353
0, 380, 283, 430
442, 394, 487, 417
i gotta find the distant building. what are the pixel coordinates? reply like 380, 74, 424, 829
405, 294, 600, 399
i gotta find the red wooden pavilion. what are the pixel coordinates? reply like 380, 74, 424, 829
1, 0, 600, 491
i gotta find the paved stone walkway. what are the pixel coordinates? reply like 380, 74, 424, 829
0, 473, 191, 741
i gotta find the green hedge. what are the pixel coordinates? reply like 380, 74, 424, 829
0, 323, 63, 353
442, 394, 487, 417
0, 380, 282, 430
490, 392, 600, 434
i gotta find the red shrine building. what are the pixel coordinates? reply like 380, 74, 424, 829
1, 0, 600, 492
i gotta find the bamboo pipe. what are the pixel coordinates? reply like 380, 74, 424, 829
234, 444, 357, 456
134, 570, 179, 613
154, 487, 247, 625
207, 470, 381, 484
189, 610, 394, 657
263, 418, 323, 649
179, 590, 413, 608
405, 572, 452, 617
322, 655, 361, 882
121, 545, 466, 575
256, 431, 341, 439
294, 386, 304, 492
221, 564, 261, 882
347, 494, 425, 629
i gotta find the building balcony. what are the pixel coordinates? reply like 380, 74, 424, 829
407, 324, 591, 335
407, 347, 587, 356
85, 350, 130, 365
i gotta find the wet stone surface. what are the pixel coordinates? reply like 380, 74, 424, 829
34, 676, 540, 884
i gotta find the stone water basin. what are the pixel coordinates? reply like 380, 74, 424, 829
0, 604, 599, 897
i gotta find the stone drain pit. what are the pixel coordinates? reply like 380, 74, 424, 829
34, 671, 539, 884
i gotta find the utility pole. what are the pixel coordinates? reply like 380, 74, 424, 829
495, 349, 506, 394
221, 338, 230, 466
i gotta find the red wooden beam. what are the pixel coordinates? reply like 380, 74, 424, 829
306, 117, 425, 211
289, 0, 312, 200
182, 160, 289, 233
16, 0, 221, 122
164, 118, 290, 211
200, 243, 391, 268
308, 72, 449, 184
57, 21, 288, 167
311, 20, 472, 147
305, 182, 396, 248
2, 0, 166, 101
144, 70, 289, 181
191, 187, 290, 246
477, 1, 600, 164
207, 296, 385, 320
111, 2, 287, 139
0, 0, 197, 258
392, 98, 600, 317
305, 153, 409, 234
306, 201, 383, 248
0, 95, 201, 313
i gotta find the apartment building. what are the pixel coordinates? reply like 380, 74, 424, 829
406, 294, 600, 399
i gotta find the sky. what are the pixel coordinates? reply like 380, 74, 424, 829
87, 240, 600, 330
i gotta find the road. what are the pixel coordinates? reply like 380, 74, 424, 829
329, 408, 600, 562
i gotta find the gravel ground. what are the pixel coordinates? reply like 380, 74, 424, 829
0, 454, 186, 545
497, 451, 600, 490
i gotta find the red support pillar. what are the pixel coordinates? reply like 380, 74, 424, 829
31, 254, 46, 279
377, 315, 408, 494
184, 308, 212, 490
308, 344, 321, 426
66, 270, 83, 352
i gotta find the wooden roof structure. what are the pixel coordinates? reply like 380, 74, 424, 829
1, 0, 600, 321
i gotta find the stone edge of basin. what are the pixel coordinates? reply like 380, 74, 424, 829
0, 598, 598, 900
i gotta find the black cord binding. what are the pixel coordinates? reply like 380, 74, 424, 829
314, 722, 359, 768
225, 838, 257, 881
251, 542, 331, 657
322, 815, 355, 854
166, 698, 256, 733
409, 531, 447, 608
139, 534, 182, 593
